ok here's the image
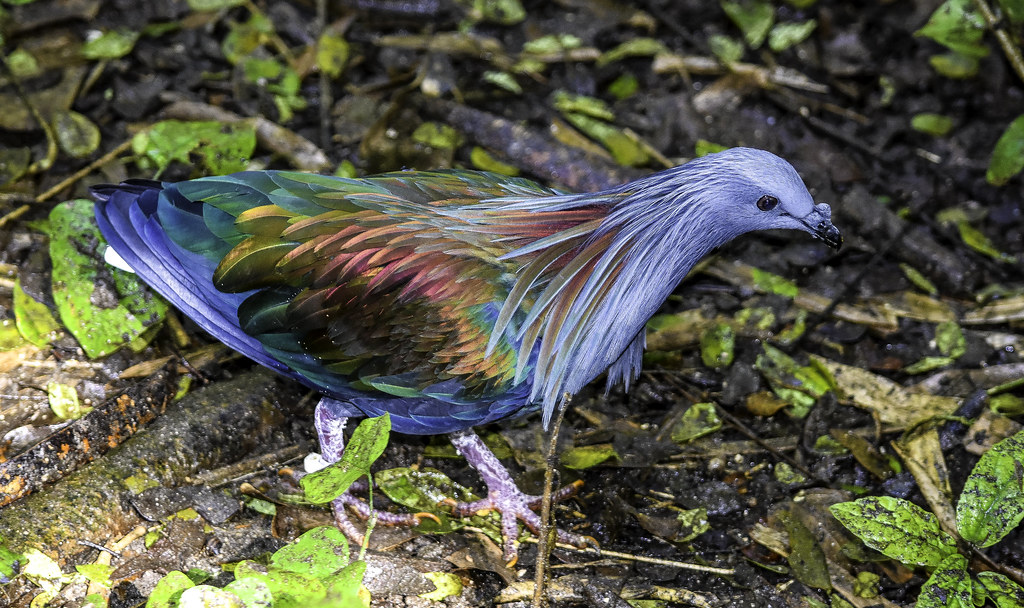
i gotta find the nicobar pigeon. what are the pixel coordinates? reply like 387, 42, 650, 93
92, 147, 841, 560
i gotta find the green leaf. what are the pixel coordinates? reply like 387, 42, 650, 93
999, 0, 1024, 24
597, 37, 669, 66
270, 527, 350, 578
929, 52, 980, 78
223, 578, 273, 608
777, 510, 831, 590
911, 113, 954, 137
411, 122, 462, 150
75, 564, 114, 588
560, 444, 619, 470
956, 430, 1024, 547
233, 561, 326, 608
977, 571, 1024, 608
178, 586, 245, 607
830, 496, 958, 567
470, 147, 520, 175
464, 0, 525, 25
553, 91, 615, 121
670, 402, 723, 444
421, 572, 462, 601
700, 322, 735, 368
899, 263, 939, 295
607, 73, 638, 100
0, 543, 22, 584
47, 381, 90, 420
955, 220, 1017, 263
301, 414, 391, 503
317, 31, 349, 79
482, 71, 522, 94
81, 29, 140, 60
987, 114, 1024, 186
376, 467, 482, 535
916, 554, 973, 608
751, 267, 798, 298
187, 0, 245, 9
322, 561, 369, 607
562, 112, 649, 167
935, 321, 965, 358
710, 34, 745, 65
903, 356, 955, 375
768, 20, 817, 52
916, 0, 989, 58
7, 48, 40, 79
755, 344, 831, 417
49, 200, 168, 358
13, 277, 61, 347
146, 571, 195, 608
53, 110, 101, 158
522, 34, 582, 55
721, 0, 775, 48
133, 120, 256, 175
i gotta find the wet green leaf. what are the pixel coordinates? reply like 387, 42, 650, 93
597, 37, 669, 66
956, 220, 1017, 263
903, 356, 954, 374
47, 381, 90, 420
13, 277, 61, 347
700, 322, 735, 368
522, 34, 582, 55
768, 20, 816, 52
243, 496, 277, 516
911, 113, 954, 136
462, 0, 525, 24
75, 564, 114, 587
560, 444, 619, 469
830, 496, 958, 567
178, 586, 245, 607
421, 572, 462, 601
563, 112, 648, 167
411, 122, 462, 150
187, 0, 245, 10
53, 110, 101, 158
132, 120, 256, 175
751, 267, 798, 298
987, 114, 1024, 186
322, 561, 369, 607
607, 73, 638, 100
670, 402, 723, 444
935, 320, 965, 357
929, 51, 980, 78
674, 508, 710, 542
0, 543, 22, 584
916, 554, 972, 608
376, 467, 478, 535
234, 561, 326, 608
317, 31, 349, 79
482, 70, 522, 94
81, 29, 140, 60
899, 263, 938, 295
774, 462, 806, 484
916, 0, 989, 58
756, 344, 831, 417
956, 430, 1024, 547
223, 578, 273, 608
721, 0, 775, 48
784, 0, 817, 7
147, 571, 194, 608
709, 34, 744, 64
470, 147, 519, 176
301, 414, 390, 503
778, 510, 831, 590
7, 48, 40, 79
49, 200, 168, 358
270, 527, 350, 578
977, 571, 1024, 608
553, 91, 615, 121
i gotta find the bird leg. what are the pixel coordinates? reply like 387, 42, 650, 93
446, 429, 590, 563
313, 401, 422, 544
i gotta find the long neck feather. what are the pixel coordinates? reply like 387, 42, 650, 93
465, 168, 739, 423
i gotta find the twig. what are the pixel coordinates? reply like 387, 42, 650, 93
521, 537, 736, 575
973, 0, 1024, 85
35, 138, 134, 202
532, 395, 570, 608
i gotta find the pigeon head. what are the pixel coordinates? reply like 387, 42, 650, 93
685, 147, 842, 249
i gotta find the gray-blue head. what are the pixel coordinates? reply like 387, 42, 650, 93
664, 147, 842, 249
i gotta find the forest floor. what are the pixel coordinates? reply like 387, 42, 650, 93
0, 1, 1022, 607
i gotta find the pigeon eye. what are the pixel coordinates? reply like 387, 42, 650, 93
757, 195, 779, 211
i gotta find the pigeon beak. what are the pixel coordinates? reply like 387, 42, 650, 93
802, 203, 842, 250
813, 219, 843, 249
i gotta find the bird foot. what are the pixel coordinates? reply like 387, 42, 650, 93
329, 480, 440, 546
447, 430, 596, 565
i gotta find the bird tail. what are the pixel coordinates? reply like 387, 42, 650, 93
91, 180, 295, 377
